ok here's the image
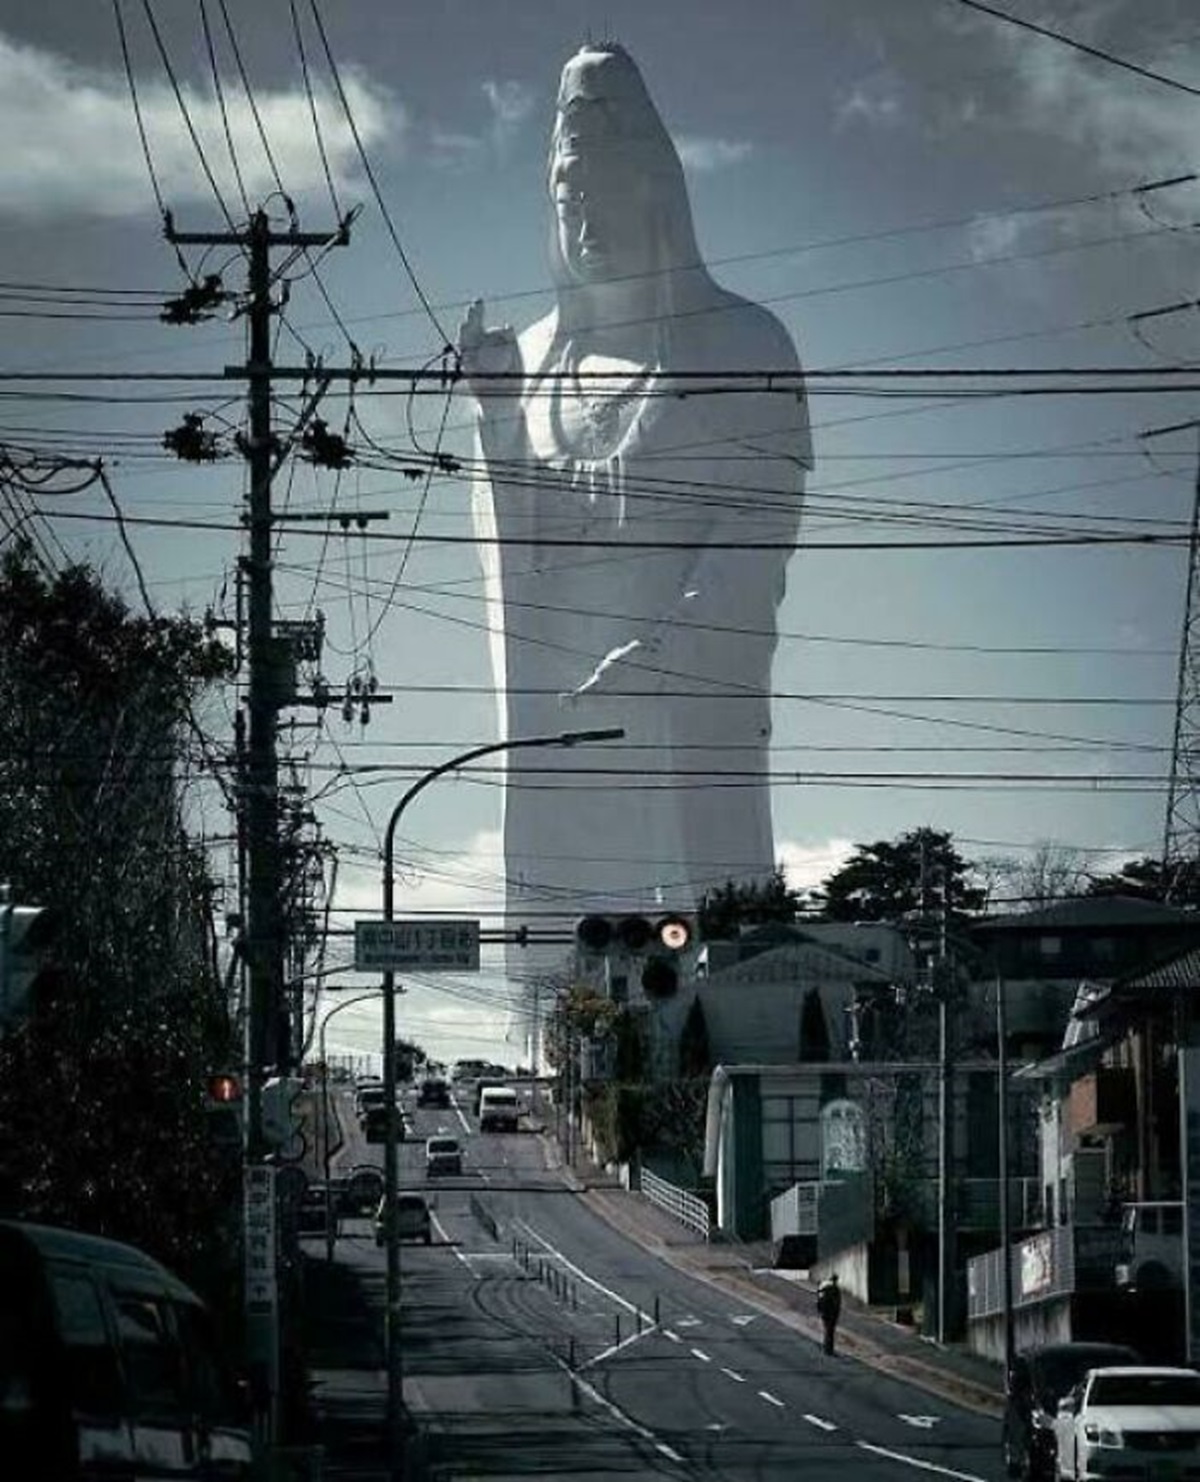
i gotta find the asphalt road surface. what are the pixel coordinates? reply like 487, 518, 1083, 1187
316, 1083, 1004, 1481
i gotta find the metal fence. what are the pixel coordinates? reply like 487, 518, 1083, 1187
968, 1222, 1124, 1320
639, 1166, 711, 1241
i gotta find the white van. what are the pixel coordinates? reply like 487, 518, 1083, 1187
478, 1085, 519, 1133
1115, 1201, 1184, 1291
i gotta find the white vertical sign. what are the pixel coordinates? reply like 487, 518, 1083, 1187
244, 1162, 278, 1313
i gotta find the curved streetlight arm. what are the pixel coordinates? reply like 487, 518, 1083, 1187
317, 988, 382, 1263
378, 724, 623, 1473
382, 728, 624, 916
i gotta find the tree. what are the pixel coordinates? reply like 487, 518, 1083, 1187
0, 543, 237, 1297
981, 841, 1091, 911
814, 826, 985, 923
1086, 854, 1200, 907
698, 865, 805, 938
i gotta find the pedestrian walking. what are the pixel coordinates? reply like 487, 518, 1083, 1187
816, 1272, 842, 1355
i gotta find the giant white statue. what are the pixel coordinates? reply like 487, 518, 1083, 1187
459, 43, 811, 950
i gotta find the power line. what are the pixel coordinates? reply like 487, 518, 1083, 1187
951, 0, 1200, 98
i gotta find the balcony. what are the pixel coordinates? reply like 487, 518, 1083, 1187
1068, 1067, 1135, 1136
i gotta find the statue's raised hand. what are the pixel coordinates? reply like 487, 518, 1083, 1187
457, 298, 519, 400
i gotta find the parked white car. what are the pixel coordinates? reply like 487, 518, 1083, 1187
1054, 1366, 1200, 1480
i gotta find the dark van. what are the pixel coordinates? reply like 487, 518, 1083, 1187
0, 1219, 252, 1479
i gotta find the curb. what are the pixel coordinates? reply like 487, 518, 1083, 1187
578, 1185, 1004, 1420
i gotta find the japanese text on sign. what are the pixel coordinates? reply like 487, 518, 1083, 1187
354, 918, 481, 972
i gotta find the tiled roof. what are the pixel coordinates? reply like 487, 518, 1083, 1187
971, 894, 1195, 933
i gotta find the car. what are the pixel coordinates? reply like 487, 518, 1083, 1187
425, 1135, 463, 1176
373, 1193, 432, 1246
0, 1219, 252, 1478
478, 1085, 520, 1132
297, 1185, 336, 1235
1005, 1343, 1142, 1482
362, 1105, 405, 1143
1052, 1366, 1200, 1481
417, 1078, 450, 1108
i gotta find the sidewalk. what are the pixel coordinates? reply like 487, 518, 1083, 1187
575, 1177, 1005, 1417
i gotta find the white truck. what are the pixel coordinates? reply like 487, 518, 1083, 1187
478, 1085, 520, 1133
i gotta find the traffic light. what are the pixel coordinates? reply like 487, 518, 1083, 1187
0, 902, 60, 1023
261, 1075, 306, 1161
574, 913, 694, 998
204, 1071, 244, 1150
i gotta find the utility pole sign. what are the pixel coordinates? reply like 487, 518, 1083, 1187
354, 918, 480, 972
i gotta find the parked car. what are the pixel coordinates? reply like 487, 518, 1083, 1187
1052, 1366, 1200, 1481
416, 1078, 450, 1108
0, 1219, 252, 1479
1004, 1343, 1142, 1482
425, 1136, 463, 1176
373, 1193, 432, 1246
478, 1085, 520, 1132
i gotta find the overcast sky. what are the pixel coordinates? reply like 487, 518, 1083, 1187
4, 0, 1199, 1064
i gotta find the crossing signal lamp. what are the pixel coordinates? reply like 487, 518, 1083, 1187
204, 1071, 244, 1151
261, 1075, 307, 1162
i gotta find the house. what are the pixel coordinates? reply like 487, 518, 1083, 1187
965, 912, 1200, 1363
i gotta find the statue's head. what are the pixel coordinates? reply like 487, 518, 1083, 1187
547, 45, 703, 306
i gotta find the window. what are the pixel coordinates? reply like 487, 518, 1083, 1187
1039, 936, 1062, 959
1163, 1207, 1183, 1237
112, 1293, 186, 1420
173, 1304, 239, 1425
50, 1271, 123, 1416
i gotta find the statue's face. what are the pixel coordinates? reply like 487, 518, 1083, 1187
551, 97, 654, 284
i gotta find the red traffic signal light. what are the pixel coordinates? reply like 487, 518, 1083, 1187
206, 1071, 242, 1105
576, 914, 693, 955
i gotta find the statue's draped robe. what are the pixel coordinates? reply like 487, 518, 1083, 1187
469, 44, 812, 961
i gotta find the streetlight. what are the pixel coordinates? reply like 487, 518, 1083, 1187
379, 726, 624, 1473
317, 988, 383, 1263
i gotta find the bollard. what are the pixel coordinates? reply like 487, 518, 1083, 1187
571, 1282, 578, 1311
654, 1294, 660, 1325
569, 1335, 576, 1369
636, 1306, 642, 1334
614, 1314, 621, 1348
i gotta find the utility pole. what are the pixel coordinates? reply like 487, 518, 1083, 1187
1162, 422, 1200, 895
167, 208, 349, 1452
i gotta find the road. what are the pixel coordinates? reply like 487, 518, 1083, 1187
311, 1081, 1004, 1481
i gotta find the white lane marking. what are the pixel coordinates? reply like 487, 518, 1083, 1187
856, 1440, 987, 1482
804, 1413, 837, 1431
452, 1100, 472, 1135
759, 1390, 785, 1408
691, 1348, 712, 1363
731, 1314, 756, 1326
663, 1330, 682, 1343
721, 1367, 746, 1383
899, 1415, 941, 1429
514, 1219, 644, 1318
555, 1357, 684, 1467
577, 1324, 657, 1372
676, 1317, 702, 1328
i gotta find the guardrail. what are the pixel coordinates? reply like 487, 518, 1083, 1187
639, 1167, 711, 1241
